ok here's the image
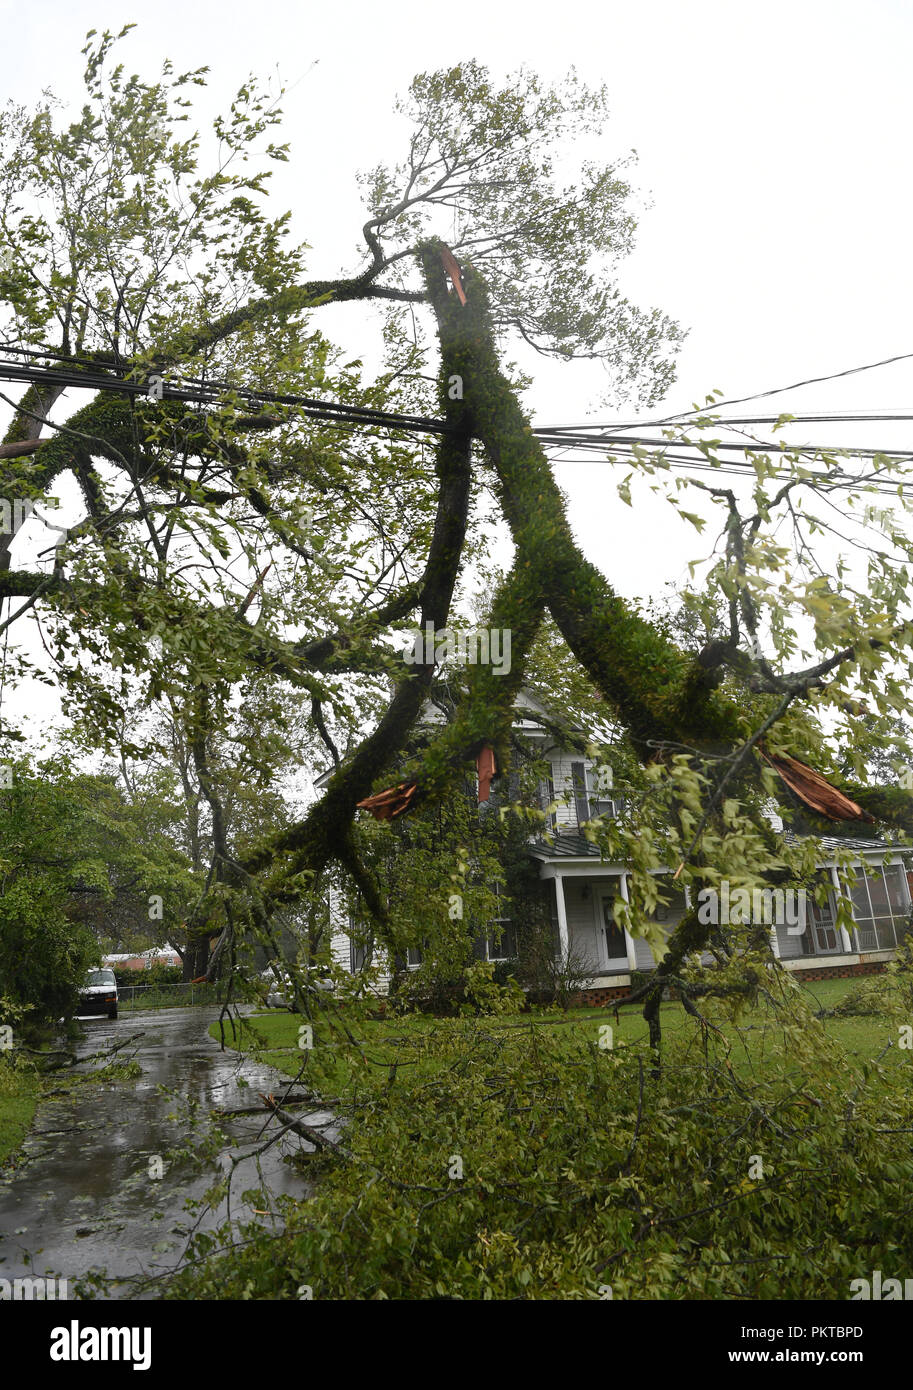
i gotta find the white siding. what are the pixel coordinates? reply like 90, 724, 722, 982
775, 924, 805, 960
544, 747, 601, 829
632, 935, 659, 971
631, 884, 688, 971
327, 886, 391, 992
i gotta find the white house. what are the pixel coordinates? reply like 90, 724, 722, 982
323, 690, 912, 1003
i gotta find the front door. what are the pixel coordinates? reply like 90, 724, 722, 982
802, 892, 838, 955
595, 887, 629, 969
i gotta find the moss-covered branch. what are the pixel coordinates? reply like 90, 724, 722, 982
242, 342, 474, 886
419, 242, 746, 759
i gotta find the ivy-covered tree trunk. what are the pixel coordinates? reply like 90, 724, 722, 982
181, 934, 211, 984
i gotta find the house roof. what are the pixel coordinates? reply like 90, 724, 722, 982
529, 829, 909, 865
530, 832, 603, 860
102, 944, 180, 962
782, 831, 907, 856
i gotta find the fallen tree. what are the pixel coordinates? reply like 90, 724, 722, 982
2, 34, 913, 1055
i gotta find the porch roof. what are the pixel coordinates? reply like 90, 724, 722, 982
528, 828, 907, 867
529, 832, 602, 860
783, 831, 906, 856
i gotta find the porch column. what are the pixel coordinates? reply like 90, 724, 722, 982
900, 859, 913, 912
617, 872, 638, 970
831, 865, 855, 952
554, 873, 569, 961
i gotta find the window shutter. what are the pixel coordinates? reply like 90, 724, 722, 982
570, 761, 589, 824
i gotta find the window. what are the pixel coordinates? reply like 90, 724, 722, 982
406, 944, 424, 968
869, 869, 891, 917
486, 922, 517, 961
470, 925, 517, 961
85, 969, 116, 988
348, 913, 372, 973
884, 863, 908, 913
569, 762, 617, 824
842, 863, 909, 952
475, 881, 516, 961
538, 774, 557, 830
587, 766, 617, 819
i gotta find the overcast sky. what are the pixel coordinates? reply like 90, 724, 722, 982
3, 0, 912, 744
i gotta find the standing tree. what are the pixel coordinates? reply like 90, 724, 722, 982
0, 755, 194, 1029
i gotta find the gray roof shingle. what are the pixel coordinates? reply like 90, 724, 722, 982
529, 828, 910, 864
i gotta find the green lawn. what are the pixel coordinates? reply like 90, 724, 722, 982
119, 983, 226, 1012
211, 974, 905, 1101
0, 1060, 41, 1166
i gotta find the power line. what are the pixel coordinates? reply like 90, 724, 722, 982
546, 452, 911, 496
539, 412, 913, 432
0, 357, 450, 438
0, 342, 122, 372
650, 349, 913, 423
534, 428, 913, 460
537, 351, 913, 444
2, 350, 913, 488
545, 436, 913, 496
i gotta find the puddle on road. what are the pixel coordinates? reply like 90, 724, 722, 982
0, 1006, 327, 1299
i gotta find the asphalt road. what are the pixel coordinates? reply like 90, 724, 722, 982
0, 1005, 328, 1299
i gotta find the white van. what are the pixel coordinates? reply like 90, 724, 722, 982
77, 968, 119, 1019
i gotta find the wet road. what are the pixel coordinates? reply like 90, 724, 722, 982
0, 1006, 328, 1298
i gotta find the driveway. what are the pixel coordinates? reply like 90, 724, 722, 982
0, 1005, 331, 1298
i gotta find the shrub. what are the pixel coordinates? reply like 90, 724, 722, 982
460, 960, 525, 1015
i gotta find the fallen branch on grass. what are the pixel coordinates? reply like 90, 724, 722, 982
259, 1092, 343, 1153
216, 1092, 321, 1117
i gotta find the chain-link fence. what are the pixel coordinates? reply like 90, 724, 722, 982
117, 980, 229, 1011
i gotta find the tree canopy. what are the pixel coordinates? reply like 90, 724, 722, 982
0, 754, 193, 1027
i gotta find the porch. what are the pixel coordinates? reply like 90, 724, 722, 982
772, 854, 911, 967
532, 835, 912, 989
532, 836, 685, 985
